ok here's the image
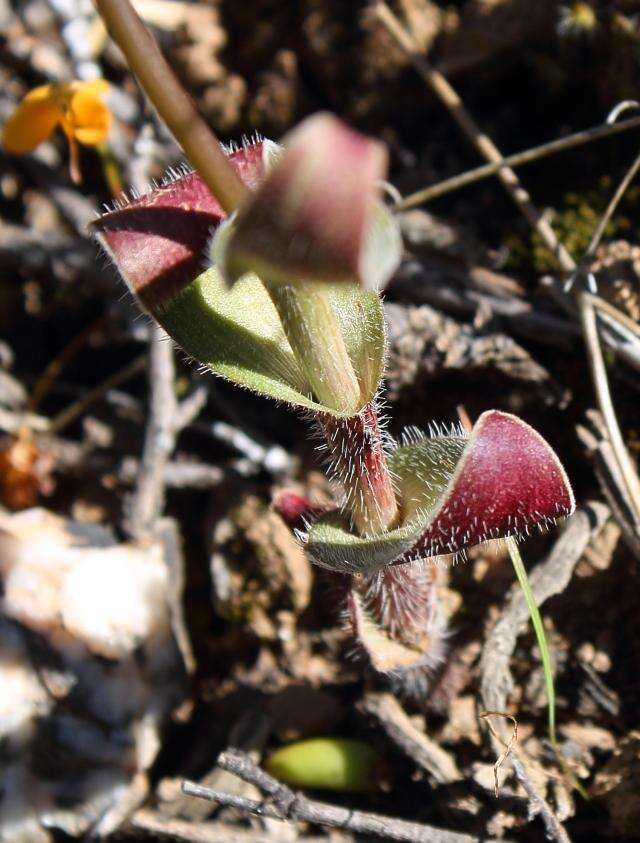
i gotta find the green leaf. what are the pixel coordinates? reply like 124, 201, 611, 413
307, 436, 467, 574
157, 266, 385, 415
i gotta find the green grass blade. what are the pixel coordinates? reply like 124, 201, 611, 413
505, 536, 556, 747
506, 537, 588, 797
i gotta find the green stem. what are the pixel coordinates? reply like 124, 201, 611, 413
268, 284, 398, 533
268, 283, 361, 416
94, 0, 246, 214
321, 403, 399, 535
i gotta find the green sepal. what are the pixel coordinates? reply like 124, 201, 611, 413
306, 436, 467, 573
157, 266, 385, 416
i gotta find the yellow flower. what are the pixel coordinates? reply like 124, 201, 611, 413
2, 80, 111, 183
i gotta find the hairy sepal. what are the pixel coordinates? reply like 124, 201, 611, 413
93, 143, 266, 312
218, 113, 402, 291
154, 266, 386, 414
307, 411, 575, 573
347, 561, 446, 677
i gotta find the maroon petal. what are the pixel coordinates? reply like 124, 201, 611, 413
93, 142, 266, 311
224, 113, 388, 288
402, 411, 575, 561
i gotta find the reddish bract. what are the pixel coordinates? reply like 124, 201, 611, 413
93, 143, 265, 310
400, 411, 575, 561
224, 114, 387, 288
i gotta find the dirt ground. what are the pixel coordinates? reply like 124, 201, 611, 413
2, 1, 640, 841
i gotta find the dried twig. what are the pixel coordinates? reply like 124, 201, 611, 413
182, 749, 492, 843
124, 324, 177, 539
362, 692, 462, 785
48, 354, 146, 435
397, 115, 640, 210
577, 413, 640, 558
509, 751, 571, 843
583, 147, 640, 261
578, 296, 640, 530
374, 1, 574, 274
479, 711, 518, 798
131, 809, 331, 841
119, 457, 224, 489
479, 505, 609, 842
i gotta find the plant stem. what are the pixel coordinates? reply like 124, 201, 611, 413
94, 0, 246, 214
321, 403, 398, 535
268, 283, 361, 415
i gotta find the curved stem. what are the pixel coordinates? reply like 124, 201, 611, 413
94, 0, 246, 214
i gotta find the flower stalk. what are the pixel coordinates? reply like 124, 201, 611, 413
267, 283, 362, 416
94, 0, 246, 213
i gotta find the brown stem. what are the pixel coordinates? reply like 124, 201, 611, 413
321, 402, 398, 535
94, 0, 246, 214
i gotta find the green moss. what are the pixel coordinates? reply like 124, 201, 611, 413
504, 176, 640, 274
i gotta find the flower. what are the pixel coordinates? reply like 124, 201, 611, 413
2, 80, 111, 183
557, 2, 598, 37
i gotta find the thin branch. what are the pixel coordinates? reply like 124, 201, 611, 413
578, 294, 640, 529
480, 505, 609, 841
130, 809, 331, 842
48, 354, 146, 435
94, 0, 246, 213
29, 316, 105, 412
397, 115, 640, 210
362, 692, 462, 785
124, 324, 177, 539
577, 413, 640, 558
584, 147, 640, 259
479, 711, 518, 799
510, 750, 571, 843
182, 750, 492, 843
591, 294, 640, 341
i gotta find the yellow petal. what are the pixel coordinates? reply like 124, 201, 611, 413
69, 86, 111, 146
21, 84, 57, 103
2, 97, 60, 154
75, 79, 109, 97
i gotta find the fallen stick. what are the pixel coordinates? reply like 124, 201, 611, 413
182, 749, 499, 843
